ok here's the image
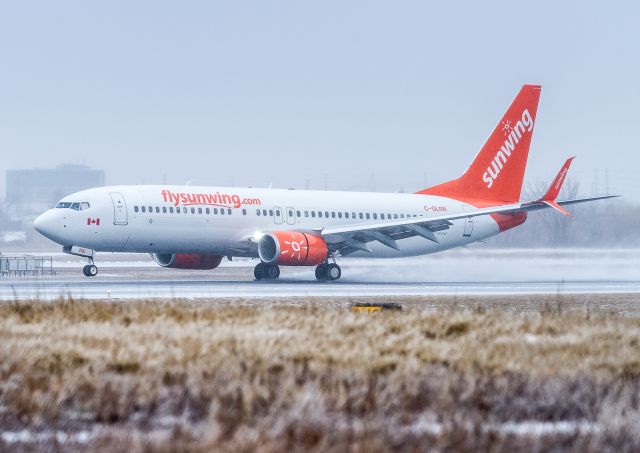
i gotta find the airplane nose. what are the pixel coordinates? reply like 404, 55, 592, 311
33, 210, 57, 240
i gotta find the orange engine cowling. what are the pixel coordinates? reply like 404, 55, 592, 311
258, 231, 328, 266
151, 253, 223, 270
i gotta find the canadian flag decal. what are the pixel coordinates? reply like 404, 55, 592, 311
87, 218, 100, 226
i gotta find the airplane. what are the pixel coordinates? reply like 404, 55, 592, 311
33, 85, 617, 280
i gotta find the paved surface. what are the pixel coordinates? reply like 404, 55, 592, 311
1, 248, 638, 300
2, 273, 639, 300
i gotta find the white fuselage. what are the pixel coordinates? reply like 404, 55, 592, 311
34, 185, 502, 259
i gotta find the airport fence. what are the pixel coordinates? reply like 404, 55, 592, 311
0, 254, 55, 278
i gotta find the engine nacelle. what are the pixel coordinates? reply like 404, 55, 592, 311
258, 231, 328, 266
151, 253, 223, 270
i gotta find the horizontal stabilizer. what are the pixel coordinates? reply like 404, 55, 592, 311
543, 200, 571, 217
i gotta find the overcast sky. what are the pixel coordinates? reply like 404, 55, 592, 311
0, 1, 638, 201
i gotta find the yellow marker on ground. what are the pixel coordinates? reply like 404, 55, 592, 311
350, 303, 402, 312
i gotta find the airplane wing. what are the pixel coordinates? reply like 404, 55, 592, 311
320, 194, 618, 255
320, 157, 619, 255
320, 203, 523, 254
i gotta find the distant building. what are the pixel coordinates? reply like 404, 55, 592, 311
4, 164, 105, 222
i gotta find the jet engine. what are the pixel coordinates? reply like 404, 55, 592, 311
151, 253, 223, 270
258, 231, 328, 266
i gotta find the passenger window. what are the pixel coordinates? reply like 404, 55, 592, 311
141, 206, 146, 213
156, 207, 160, 213
318, 211, 323, 218
228, 209, 232, 215
221, 209, 225, 215
198, 207, 203, 214
296, 210, 301, 217
394, 214, 398, 219
176, 207, 180, 213
134, 206, 139, 213
359, 213, 363, 219
331, 212, 336, 218
275, 210, 280, 216
256, 209, 261, 216
401, 214, 405, 218
288, 210, 293, 217
242, 209, 247, 215
352, 212, 356, 219
324, 211, 329, 218
269, 210, 274, 216
214, 208, 219, 214
380, 213, 385, 219
170, 207, 174, 213
304, 211, 309, 217
311, 211, 316, 218
162, 207, 167, 213
366, 213, 370, 220
373, 213, 377, 220
148, 206, 152, 212
338, 212, 342, 218
263, 209, 267, 216
206, 208, 210, 214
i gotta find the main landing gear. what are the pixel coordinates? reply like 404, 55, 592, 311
254, 262, 280, 280
253, 260, 342, 281
315, 262, 341, 281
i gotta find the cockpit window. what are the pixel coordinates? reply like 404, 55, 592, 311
56, 201, 90, 210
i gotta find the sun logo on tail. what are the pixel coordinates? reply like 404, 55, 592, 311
501, 120, 513, 136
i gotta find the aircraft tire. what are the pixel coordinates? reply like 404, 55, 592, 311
83, 264, 98, 277
326, 263, 341, 281
315, 264, 328, 281
265, 264, 280, 279
254, 262, 266, 280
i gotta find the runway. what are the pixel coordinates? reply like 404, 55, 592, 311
1, 248, 639, 300
2, 278, 640, 301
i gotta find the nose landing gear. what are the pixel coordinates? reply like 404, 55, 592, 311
82, 256, 99, 277
83, 264, 98, 277
62, 246, 98, 277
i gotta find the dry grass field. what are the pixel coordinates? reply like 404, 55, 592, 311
1, 295, 640, 452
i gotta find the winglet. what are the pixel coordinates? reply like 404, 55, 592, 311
538, 157, 575, 216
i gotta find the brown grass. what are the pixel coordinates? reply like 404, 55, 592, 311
1, 296, 640, 452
